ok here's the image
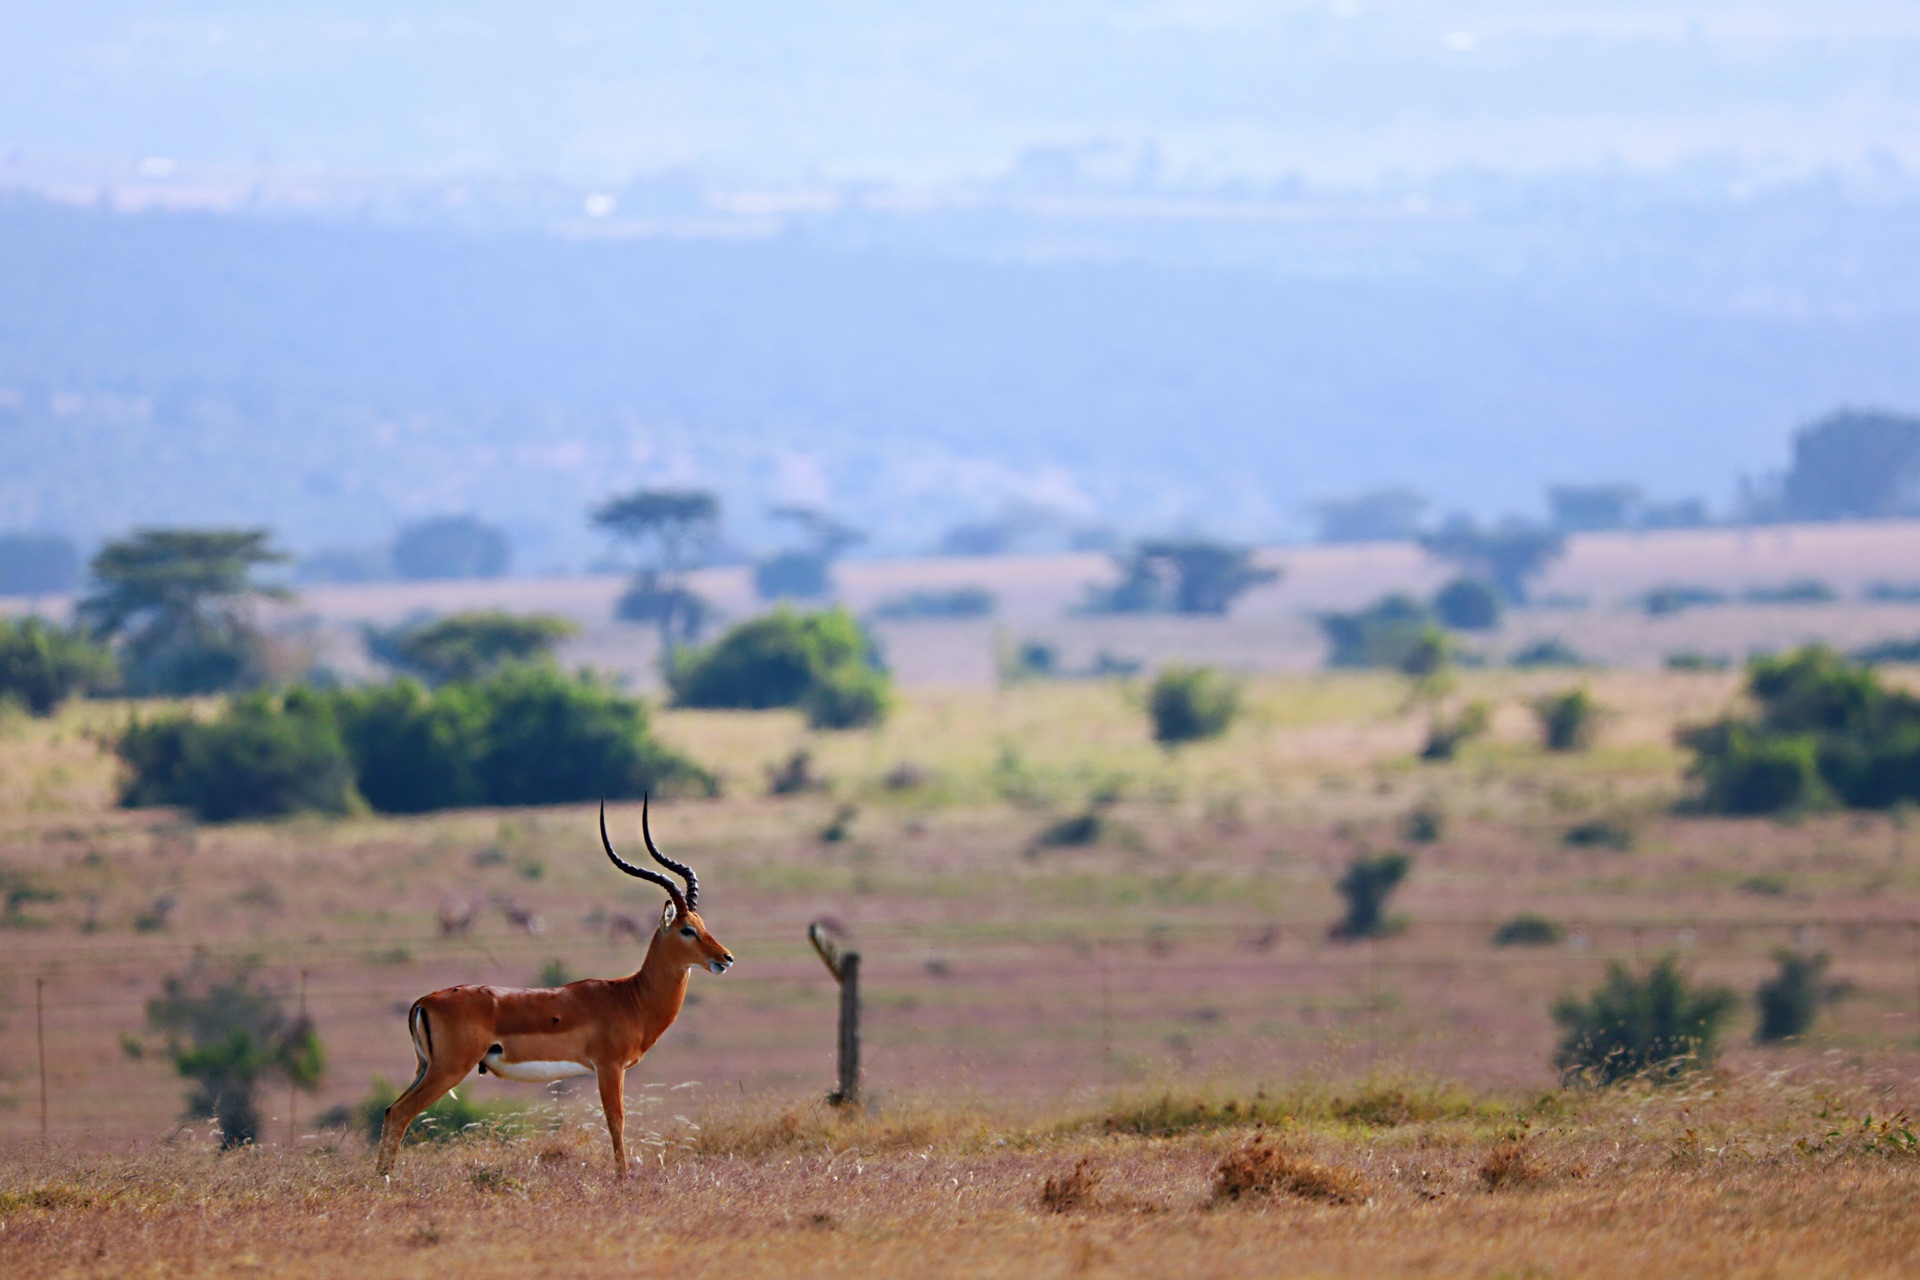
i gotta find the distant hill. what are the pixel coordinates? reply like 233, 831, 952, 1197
2, 193, 1919, 561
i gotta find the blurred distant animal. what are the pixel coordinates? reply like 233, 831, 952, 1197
497, 900, 545, 935
607, 913, 648, 945
437, 899, 480, 938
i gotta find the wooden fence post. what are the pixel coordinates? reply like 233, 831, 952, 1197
809, 920, 861, 1107
36, 976, 48, 1144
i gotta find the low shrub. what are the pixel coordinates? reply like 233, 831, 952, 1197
471, 664, 710, 805
331, 1076, 531, 1147
669, 607, 890, 726
1318, 594, 1436, 669
871, 587, 996, 620
0, 616, 117, 715
1038, 1159, 1102, 1213
1433, 576, 1502, 631
766, 749, 825, 796
1853, 637, 1920, 665
1551, 956, 1737, 1085
118, 690, 360, 822
1754, 948, 1841, 1043
1642, 584, 1727, 616
1147, 664, 1239, 745
802, 662, 891, 730
1421, 701, 1490, 761
1401, 800, 1445, 843
1492, 913, 1565, 946
1534, 688, 1601, 752
1681, 647, 1920, 813
329, 678, 486, 813
1666, 651, 1731, 672
120, 667, 711, 820
1211, 1136, 1369, 1205
1333, 852, 1411, 939
1510, 638, 1587, 669
1479, 1137, 1540, 1190
1563, 818, 1634, 850
1744, 579, 1836, 605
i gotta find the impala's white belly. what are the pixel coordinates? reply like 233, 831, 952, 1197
481, 1050, 594, 1084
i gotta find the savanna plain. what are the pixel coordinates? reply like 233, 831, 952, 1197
6, 662, 1920, 1277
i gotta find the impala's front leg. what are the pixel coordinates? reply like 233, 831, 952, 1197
596, 1062, 630, 1177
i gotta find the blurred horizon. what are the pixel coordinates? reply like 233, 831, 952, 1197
3, 2, 1919, 567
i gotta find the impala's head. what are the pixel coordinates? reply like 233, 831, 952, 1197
600, 797, 734, 975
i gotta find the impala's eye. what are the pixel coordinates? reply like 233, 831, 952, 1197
680, 926, 697, 938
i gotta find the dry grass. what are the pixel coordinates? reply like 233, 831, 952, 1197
1478, 1136, 1540, 1190
10, 650, 1920, 1273
1211, 1134, 1371, 1205
1038, 1157, 1103, 1212
7, 1074, 1920, 1277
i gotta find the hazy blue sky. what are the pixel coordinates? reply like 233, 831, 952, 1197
4, 2, 1918, 186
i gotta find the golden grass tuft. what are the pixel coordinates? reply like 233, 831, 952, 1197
1038, 1158, 1103, 1213
1479, 1138, 1539, 1191
1211, 1135, 1370, 1206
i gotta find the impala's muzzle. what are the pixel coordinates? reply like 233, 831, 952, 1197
708, 955, 734, 975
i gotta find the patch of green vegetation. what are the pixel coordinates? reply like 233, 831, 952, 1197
1492, 913, 1566, 946
1681, 646, 1920, 814
328, 1076, 535, 1147
1564, 817, 1635, 851
1098, 1081, 1498, 1136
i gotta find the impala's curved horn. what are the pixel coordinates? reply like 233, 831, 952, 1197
641, 792, 700, 911
601, 798, 687, 920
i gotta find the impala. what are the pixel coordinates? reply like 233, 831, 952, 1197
375, 797, 733, 1178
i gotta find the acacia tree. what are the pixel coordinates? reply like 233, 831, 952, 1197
1420, 521, 1564, 604
591, 489, 721, 649
754, 504, 865, 600
1090, 539, 1280, 615
78, 529, 288, 695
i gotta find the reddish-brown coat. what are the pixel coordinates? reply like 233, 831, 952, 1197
376, 906, 732, 1178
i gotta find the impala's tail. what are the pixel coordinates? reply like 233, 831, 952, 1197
404, 1002, 433, 1092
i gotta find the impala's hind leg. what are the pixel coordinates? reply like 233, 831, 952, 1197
375, 1005, 479, 1176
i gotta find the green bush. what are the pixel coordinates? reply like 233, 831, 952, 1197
1563, 817, 1634, 850
118, 690, 360, 822
801, 662, 891, 730
1754, 949, 1840, 1043
120, 667, 711, 820
332, 1075, 530, 1147
1401, 801, 1444, 843
1534, 687, 1600, 752
1680, 647, 1920, 814
1492, 913, 1565, 947
329, 678, 486, 813
1147, 664, 1239, 746
1509, 638, 1587, 669
1318, 595, 1436, 669
138, 955, 324, 1148
1420, 701, 1490, 761
1332, 852, 1411, 939
465, 664, 711, 806
0, 616, 117, 715
1551, 956, 1737, 1085
669, 607, 890, 725
1432, 577, 1501, 631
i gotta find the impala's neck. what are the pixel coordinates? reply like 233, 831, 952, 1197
623, 930, 691, 1037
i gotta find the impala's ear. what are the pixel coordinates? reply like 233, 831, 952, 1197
660, 899, 677, 930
